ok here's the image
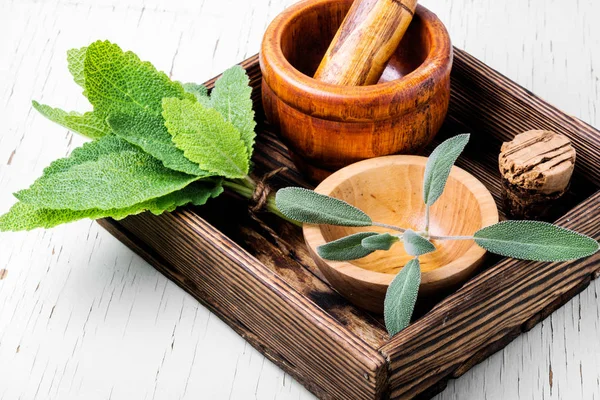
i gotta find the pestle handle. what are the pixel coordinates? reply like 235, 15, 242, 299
314, 0, 418, 86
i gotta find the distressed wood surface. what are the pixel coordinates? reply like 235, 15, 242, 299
0, 1, 599, 400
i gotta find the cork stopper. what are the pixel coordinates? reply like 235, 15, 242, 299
499, 130, 576, 219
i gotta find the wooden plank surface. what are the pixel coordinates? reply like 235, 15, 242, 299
1, 0, 599, 399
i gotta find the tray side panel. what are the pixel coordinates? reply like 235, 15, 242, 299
101, 210, 388, 400
381, 191, 600, 399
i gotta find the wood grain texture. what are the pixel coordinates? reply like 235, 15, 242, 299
260, 0, 452, 181
303, 155, 498, 313
1, 0, 600, 399
313, 0, 418, 86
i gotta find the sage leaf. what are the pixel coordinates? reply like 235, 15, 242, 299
107, 112, 210, 176
83, 40, 194, 119
403, 229, 436, 256
384, 258, 421, 336
362, 233, 399, 251
15, 136, 200, 211
317, 232, 379, 261
474, 221, 599, 262
162, 98, 249, 178
32, 101, 111, 140
0, 180, 223, 232
67, 46, 87, 88
423, 134, 470, 206
275, 187, 372, 226
209, 66, 256, 156
40, 134, 133, 176
183, 82, 209, 101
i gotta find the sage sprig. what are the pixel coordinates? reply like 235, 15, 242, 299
0, 40, 284, 231
275, 135, 599, 336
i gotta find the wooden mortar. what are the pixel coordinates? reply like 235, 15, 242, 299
314, 0, 419, 86
499, 130, 576, 220
260, 0, 452, 182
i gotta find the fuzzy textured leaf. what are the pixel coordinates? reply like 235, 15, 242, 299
209, 66, 256, 155
403, 229, 436, 256
43, 135, 138, 177
275, 187, 372, 226
0, 181, 223, 232
183, 82, 210, 105
384, 258, 421, 336
67, 46, 87, 88
32, 101, 110, 139
474, 221, 599, 261
162, 98, 249, 178
317, 232, 378, 261
83, 40, 193, 118
15, 136, 199, 210
107, 112, 209, 176
423, 134, 470, 206
362, 233, 399, 251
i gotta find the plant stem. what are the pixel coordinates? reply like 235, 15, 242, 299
372, 222, 406, 233
424, 205, 430, 233
223, 180, 253, 198
222, 179, 301, 227
429, 235, 474, 241
243, 175, 256, 188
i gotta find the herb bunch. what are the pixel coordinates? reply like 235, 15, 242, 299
275, 134, 599, 336
0, 40, 282, 231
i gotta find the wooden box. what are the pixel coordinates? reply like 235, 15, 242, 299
98, 49, 600, 400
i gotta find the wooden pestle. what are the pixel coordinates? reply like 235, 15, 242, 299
314, 0, 419, 86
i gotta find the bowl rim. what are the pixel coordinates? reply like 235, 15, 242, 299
259, 0, 453, 121
302, 155, 500, 289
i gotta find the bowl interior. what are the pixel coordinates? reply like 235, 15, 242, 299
279, 0, 430, 84
320, 162, 485, 274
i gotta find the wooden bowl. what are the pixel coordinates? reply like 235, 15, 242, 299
260, 0, 453, 182
303, 155, 499, 313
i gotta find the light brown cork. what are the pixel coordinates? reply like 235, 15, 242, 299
499, 130, 576, 219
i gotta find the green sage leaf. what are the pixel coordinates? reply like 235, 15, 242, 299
183, 82, 209, 102
15, 136, 199, 211
384, 258, 421, 336
32, 101, 111, 140
0, 180, 223, 232
162, 98, 249, 179
275, 187, 372, 226
403, 229, 436, 256
107, 112, 210, 176
474, 221, 599, 262
67, 46, 87, 88
423, 134, 470, 206
317, 232, 379, 261
84, 40, 194, 119
209, 65, 256, 156
362, 233, 399, 251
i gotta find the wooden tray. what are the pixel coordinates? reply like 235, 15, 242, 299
98, 49, 600, 400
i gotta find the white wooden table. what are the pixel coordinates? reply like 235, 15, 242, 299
1, 0, 598, 399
